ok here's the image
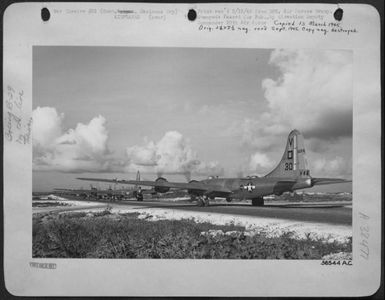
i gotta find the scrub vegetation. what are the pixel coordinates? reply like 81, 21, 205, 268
33, 210, 351, 259
32, 201, 71, 207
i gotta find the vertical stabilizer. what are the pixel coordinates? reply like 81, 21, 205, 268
134, 171, 140, 189
265, 130, 310, 178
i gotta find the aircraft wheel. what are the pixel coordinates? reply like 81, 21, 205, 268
136, 194, 143, 202
252, 198, 264, 206
197, 197, 204, 207
203, 197, 210, 207
226, 197, 232, 203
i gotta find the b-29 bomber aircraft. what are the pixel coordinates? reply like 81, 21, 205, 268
78, 130, 351, 207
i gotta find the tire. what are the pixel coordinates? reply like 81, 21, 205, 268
252, 198, 264, 206
226, 198, 232, 203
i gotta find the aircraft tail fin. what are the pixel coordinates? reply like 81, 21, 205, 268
265, 129, 310, 179
134, 171, 141, 190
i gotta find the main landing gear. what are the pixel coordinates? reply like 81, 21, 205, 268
196, 196, 210, 207
133, 190, 143, 202
251, 197, 264, 207
136, 193, 143, 202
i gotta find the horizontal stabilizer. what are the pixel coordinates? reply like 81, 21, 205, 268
311, 178, 351, 186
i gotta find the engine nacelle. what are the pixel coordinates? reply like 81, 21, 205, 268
154, 177, 170, 193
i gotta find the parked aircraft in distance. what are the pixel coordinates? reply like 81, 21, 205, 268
131, 170, 158, 201
54, 185, 129, 201
78, 130, 351, 206
55, 171, 157, 201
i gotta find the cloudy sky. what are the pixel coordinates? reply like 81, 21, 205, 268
33, 46, 352, 192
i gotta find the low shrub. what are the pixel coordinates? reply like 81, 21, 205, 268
93, 207, 112, 217
33, 213, 351, 259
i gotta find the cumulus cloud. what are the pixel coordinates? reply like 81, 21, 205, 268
310, 156, 352, 178
33, 108, 223, 178
33, 106, 116, 173
239, 49, 352, 177
32, 106, 63, 147
235, 50, 352, 145
262, 49, 352, 139
234, 116, 287, 151
125, 131, 223, 179
249, 152, 274, 175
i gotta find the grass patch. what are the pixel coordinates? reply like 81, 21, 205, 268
33, 213, 351, 259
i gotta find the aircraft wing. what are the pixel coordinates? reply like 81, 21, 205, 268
311, 178, 352, 186
77, 178, 232, 194
55, 188, 115, 195
54, 188, 89, 193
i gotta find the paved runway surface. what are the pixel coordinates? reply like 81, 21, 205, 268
113, 200, 352, 225
33, 204, 108, 214
33, 198, 352, 226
